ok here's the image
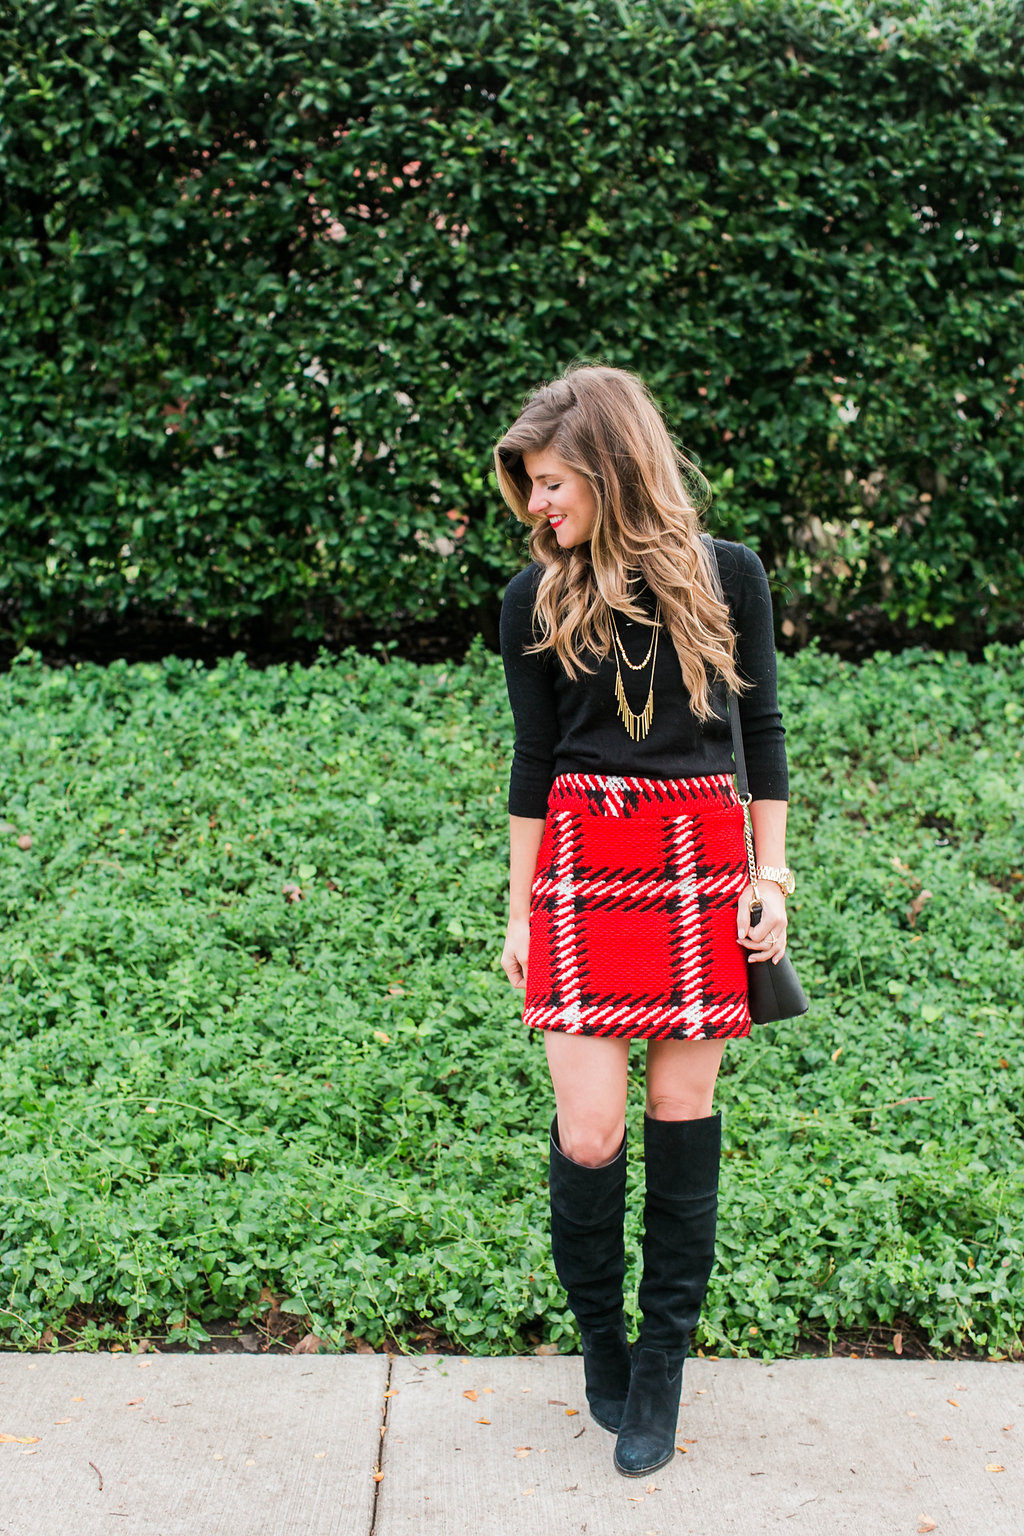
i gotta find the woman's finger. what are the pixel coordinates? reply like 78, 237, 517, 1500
502, 950, 528, 988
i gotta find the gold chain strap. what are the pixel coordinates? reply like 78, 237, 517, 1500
739, 795, 760, 903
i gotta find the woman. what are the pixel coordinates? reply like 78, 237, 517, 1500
495, 364, 792, 1478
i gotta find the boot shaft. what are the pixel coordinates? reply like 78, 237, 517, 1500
636, 1112, 721, 1359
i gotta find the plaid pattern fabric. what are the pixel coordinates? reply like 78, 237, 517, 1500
524, 773, 751, 1040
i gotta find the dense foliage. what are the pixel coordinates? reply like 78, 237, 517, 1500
2, 0, 1022, 654
2, 643, 1022, 1355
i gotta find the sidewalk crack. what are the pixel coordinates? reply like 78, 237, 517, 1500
368, 1353, 394, 1536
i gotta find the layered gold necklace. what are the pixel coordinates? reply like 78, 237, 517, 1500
610, 602, 662, 741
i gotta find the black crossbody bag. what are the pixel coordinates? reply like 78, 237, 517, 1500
702, 536, 809, 1025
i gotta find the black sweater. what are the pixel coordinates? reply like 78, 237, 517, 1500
499, 539, 788, 818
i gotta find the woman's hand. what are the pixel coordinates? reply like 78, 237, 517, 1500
737, 882, 788, 964
502, 917, 531, 989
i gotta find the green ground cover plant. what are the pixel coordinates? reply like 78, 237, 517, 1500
1, 641, 1022, 1356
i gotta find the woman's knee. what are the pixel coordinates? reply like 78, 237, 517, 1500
644, 1038, 724, 1121
645, 1090, 715, 1122
556, 1118, 626, 1168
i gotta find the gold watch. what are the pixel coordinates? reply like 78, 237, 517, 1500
755, 864, 795, 897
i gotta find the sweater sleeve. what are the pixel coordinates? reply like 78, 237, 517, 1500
718, 541, 789, 801
499, 566, 560, 817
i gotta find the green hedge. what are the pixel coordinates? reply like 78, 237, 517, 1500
1, 0, 1022, 652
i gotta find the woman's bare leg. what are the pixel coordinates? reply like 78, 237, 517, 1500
544, 1031, 631, 1166
644, 1037, 726, 1121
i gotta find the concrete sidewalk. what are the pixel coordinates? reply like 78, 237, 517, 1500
1, 1353, 1021, 1535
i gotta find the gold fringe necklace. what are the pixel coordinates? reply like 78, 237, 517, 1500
610, 602, 662, 742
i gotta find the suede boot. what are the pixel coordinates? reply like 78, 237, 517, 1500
614, 1111, 721, 1477
548, 1117, 632, 1432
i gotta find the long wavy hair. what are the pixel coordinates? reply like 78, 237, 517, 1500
494, 363, 747, 718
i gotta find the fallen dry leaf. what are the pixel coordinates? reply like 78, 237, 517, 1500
291, 1334, 325, 1355
918, 1520, 937, 1533
0, 1434, 41, 1444
463, 1389, 478, 1402
372, 1470, 384, 1483
483, 1386, 494, 1395
986, 1464, 1005, 1473
383, 1390, 399, 1399
534, 1344, 560, 1356
52, 1419, 72, 1426
894, 1332, 903, 1355
947, 1399, 960, 1408
521, 1487, 535, 1496
476, 1418, 491, 1425
565, 1409, 579, 1417
514, 1449, 530, 1459
71, 1397, 84, 1403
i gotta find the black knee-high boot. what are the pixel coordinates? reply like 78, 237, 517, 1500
614, 1111, 721, 1477
548, 1117, 632, 1432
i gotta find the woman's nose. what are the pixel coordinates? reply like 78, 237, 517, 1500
528, 487, 547, 515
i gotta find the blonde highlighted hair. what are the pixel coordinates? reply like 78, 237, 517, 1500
494, 363, 747, 718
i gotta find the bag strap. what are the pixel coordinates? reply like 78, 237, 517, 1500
699, 534, 759, 899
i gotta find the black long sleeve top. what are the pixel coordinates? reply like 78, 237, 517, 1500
499, 538, 788, 818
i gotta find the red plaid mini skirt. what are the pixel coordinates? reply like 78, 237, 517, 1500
523, 773, 752, 1041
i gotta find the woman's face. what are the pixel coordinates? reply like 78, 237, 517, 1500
522, 449, 598, 549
